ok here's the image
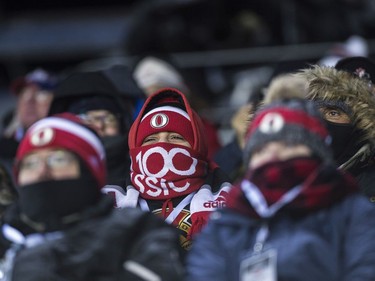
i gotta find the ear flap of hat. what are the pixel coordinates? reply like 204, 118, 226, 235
128, 88, 208, 157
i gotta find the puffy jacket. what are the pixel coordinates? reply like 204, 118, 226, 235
1, 203, 185, 281
187, 193, 375, 281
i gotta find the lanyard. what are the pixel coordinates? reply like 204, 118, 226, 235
241, 180, 302, 218
241, 180, 302, 253
2, 224, 63, 248
139, 192, 196, 224
1, 224, 63, 281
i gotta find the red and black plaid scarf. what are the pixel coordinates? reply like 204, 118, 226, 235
226, 157, 358, 218
129, 142, 208, 200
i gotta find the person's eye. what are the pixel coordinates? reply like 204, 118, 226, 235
320, 108, 343, 120
21, 158, 40, 170
142, 136, 157, 145
327, 110, 340, 117
170, 134, 185, 141
253, 146, 266, 155
48, 153, 74, 168
103, 114, 118, 125
50, 156, 69, 167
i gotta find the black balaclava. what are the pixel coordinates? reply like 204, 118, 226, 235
17, 161, 101, 232
325, 120, 367, 170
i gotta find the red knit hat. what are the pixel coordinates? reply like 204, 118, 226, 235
129, 88, 208, 158
15, 113, 106, 187
136, 105, 194, 147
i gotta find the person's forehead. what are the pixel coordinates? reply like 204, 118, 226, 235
22, 148, 74, 158
318, 104, 344, 110
18, 86, 54, 99
85, 109, 115, 116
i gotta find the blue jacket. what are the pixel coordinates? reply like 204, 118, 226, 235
187, 193, 375, 281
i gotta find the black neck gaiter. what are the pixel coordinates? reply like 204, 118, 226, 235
17, 177, 100, 232
325, 121, 365, 167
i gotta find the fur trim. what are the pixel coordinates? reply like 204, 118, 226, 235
263, 74, 307, 105
296, 65, 375, 148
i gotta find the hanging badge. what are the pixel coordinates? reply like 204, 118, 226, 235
240, 249, 277, 281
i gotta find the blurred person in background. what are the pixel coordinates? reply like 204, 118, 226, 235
48, 65, 145, 187
187, 93, 375, 281
0, 69, 57, 170
213, 73, 306, 182
0, 113, 184, 281
297, 60, 375, 200
0, 163, 17, 221
133, 55, 222, 160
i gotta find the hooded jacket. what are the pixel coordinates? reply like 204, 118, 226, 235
104, 88, 231, 250
297, 66, 375, 198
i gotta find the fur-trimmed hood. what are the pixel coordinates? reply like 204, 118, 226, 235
296, 65, 375, 149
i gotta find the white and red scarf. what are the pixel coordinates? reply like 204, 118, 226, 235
129, 142, 208, 199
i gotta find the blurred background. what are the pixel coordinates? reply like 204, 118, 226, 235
1, 0, 375, 139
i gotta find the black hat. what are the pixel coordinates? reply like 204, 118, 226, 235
48, 65, 145, 133
68, 96, 123, 115
54, 65, 144, 99
335, 56, 375, 84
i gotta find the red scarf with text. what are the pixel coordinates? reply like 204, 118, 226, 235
129, 142, 208, 199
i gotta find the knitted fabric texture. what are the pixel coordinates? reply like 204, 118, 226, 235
15, 113, 106, 187
244, 99, 332, 165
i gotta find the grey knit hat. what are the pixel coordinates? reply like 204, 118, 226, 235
244, 98, 333, 165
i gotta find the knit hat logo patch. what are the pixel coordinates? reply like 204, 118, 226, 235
30, 127, 55, 146
354, 67, 370, 80
259, 113, 285, 134
150, 113, 169, 129
137, 105, 194, 147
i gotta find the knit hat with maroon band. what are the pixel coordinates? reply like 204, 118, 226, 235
136, 105, 194, 147
15, 113, 106, 187
244, 99, 333, 165
129, 88, 209, 159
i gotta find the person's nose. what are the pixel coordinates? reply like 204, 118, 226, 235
91, 120, 106, 136
35, 161, 53, 181
265, 144, 282, 159
158, 134, 169, 143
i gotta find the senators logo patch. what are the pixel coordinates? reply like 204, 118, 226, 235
150, 113, 169, 128
153, 208, 192, 251
30, 127, 55, 146
259, 113, 284, 134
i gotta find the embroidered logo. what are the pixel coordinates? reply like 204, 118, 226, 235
30, 127, 54, 146
150, 113, 169, 128
203, 197, 227, 208
259, 113, 284, 134
354, 67, 371, 81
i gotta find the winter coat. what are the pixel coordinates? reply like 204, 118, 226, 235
0, 197, 185, 281
187, 189, 375, 280
103, 167, 231, 251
